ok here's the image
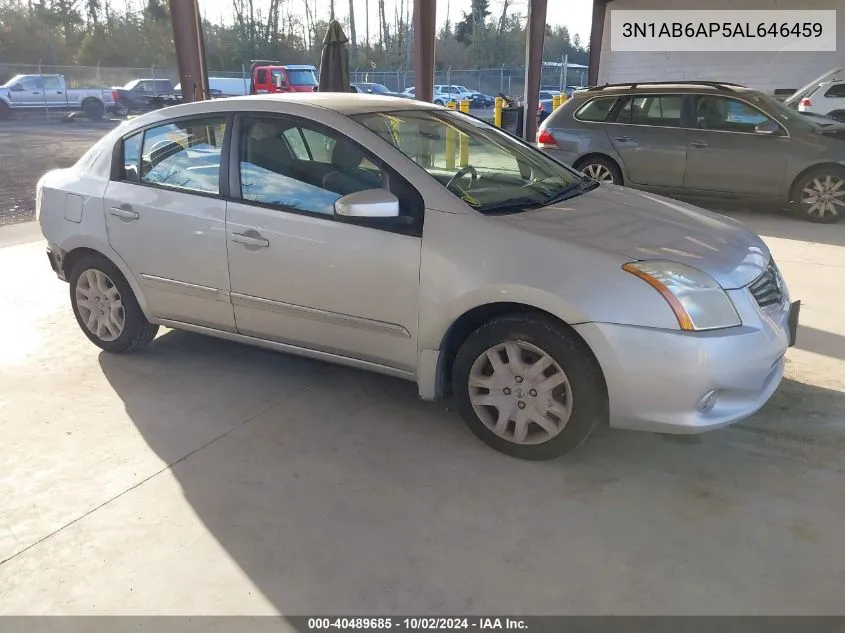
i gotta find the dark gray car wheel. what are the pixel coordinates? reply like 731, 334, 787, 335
452, 313, 607, 461
82, 99, 105, 120
576, 156, 622, 185
791, 167, 845, 224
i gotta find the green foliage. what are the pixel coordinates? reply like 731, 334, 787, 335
0, 0, 588, 71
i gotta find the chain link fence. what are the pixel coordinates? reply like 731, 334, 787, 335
1, 63, 588, 96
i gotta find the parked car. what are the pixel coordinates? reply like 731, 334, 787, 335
538, 80, 845, 223
402, 87, 416, 98
111, 78, 178, 117
0, 74, 114, 120
782, 67, 845, 122
37, 94, 798, 460
351, 82, 408, 98
467, 91, 495, 108
433, 84, 474, 105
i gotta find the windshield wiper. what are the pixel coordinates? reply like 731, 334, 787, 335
477, 179, 599, 214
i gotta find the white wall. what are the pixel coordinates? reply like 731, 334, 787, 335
598, 0, 845, 93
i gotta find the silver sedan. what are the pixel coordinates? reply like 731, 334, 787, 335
37, 93, 799, 460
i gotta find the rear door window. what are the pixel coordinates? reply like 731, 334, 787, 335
617, 95, 684, 127
574, 97, 620, 122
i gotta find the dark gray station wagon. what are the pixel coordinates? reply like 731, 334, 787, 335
538, 81, 845, 223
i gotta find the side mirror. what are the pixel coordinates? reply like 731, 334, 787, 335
335, 188, 400, 218
10, 84, 23, 92
754, 120, 782, 136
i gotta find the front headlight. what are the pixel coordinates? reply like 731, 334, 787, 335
623, 260, 741, 331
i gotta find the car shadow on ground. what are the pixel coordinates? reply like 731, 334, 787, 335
96, 328, 845, 615
794, 325, 845, 362
711, 208, 845, 248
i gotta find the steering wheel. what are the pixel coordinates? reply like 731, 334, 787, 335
446, 165, 479, 191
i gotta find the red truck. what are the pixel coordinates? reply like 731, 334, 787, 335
249, 61, 319, 95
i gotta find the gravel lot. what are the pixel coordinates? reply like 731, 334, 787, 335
0, 120, 116, 226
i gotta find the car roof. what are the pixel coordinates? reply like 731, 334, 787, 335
573, 82, 758, 98
129, 93, 438, 119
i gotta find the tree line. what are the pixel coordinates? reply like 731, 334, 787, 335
0, 0, 589, 72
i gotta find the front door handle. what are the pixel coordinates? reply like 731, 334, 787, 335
691, 141, 708, 148
614, 136, 631, 142
231, 231, 270, 248
109, 206, 139, 221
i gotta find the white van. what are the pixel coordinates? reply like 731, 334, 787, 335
175, 77, 250, 99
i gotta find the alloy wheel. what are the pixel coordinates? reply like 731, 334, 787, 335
467, 340, 573, 445
75, 268, 125, 342
800, 175, 845, 220
581, 163, 615, 183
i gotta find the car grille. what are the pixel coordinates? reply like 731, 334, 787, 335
749, 260, 784, 308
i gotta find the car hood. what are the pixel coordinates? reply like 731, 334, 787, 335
496, 184, 770, 289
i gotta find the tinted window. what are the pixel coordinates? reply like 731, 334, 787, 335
271, 70, 286, 86
695, 96, 772, 133
256, 69, 267, 84
824, 83, 845, 98
618, 95, 683, 127
122, 132, 143, 181
42, 77, 61, 90
575, 97, 620, 122
238, 116, 384, 216
287, 69, 317, 86
139, 117, 227, 194
21, 77, 42, 91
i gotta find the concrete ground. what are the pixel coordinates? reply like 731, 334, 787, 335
1, 213, 844, 616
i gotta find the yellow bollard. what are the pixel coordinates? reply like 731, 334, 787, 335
447, 101, 456, 110
560, 93, 568, 106
494, 96, 503, 128
445, 127, 456, 170
552, 94, 562, 110
458, 102, 470, 167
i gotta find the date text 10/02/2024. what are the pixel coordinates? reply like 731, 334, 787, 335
306, 617, 528, 630
621, 22, 823, 38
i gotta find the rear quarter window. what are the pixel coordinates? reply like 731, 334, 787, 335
574, 97, 620, 122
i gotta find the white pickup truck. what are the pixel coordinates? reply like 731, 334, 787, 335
0, 74, 114, 120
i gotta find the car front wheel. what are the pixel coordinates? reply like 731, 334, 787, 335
69, 254, 158, 353
452, 314, 607, 460
792, 167, 845, 223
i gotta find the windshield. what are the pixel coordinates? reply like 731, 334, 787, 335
352, 109, 588, 213
747, 92, 821, 131
287, 69, 317, 86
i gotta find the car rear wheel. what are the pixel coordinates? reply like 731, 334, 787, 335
82, 99, 105, 120
452, 314, 607, 461
792, 167, 845, 223
576, 156, 622, 185
69, 254, 158, 353
114, 101, 130, 117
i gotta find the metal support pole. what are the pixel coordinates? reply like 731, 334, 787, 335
522, 0, 547, 141
412, 0, 436, 103
588, 0, 608, 87
169, 0, 208, 103
563, 54, 568, 90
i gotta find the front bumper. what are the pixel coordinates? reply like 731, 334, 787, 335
574, 289, 794, 434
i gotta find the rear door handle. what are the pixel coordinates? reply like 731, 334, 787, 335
614, 136, 631, 142
691, 141, 708, 148
109, 206, 139, 221
231, 232, 270, 248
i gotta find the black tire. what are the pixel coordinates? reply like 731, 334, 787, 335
434, 99, 445, 106
69, 253, 158, 353
575, 155, 623, 185
451, 313, 607, 461
82, 98, 105, 121
790, 166, 845, 224
0, 101, 10, 120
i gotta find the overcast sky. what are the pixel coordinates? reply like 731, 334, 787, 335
197, 0, 594, 42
